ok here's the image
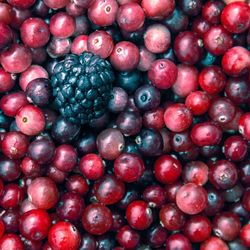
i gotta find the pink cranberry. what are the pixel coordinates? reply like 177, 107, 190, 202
20, 198, 38, 214
0, 92, 28, 117
0, 21, 13, 49
117, 0, 141, 5
43, 0, 70, 9
202, 0, 224, 24
165, 234, 192, 250
53, 144, 77, 172
110, 41, 140, 71
66, 2, 86, 16
221, 2, 250, 33
176, 183, 208, 215
46, 37, 71, 58
20, 157, 41, 178
0, 3, 14, 24
50, 12, 76, 38
88, 0, 119, 27
172, 64, 199, 97
47, 165, 68, 184
20, 17, 50, 48
71, 35, 88, 55
1, 131, 29, 160
137, 46, 156, 72
144, 24, 171, 54
143, 107, 165, 130
192, 17, 211, 37
7, 0, 35, 9
0, 44, 32, 73
200, 236, 229, 250
164, 103, 193, 132
79, 153, 104, 180
0, 68, 15, 93
16, 105, 45, 136
240, 224, 250, 247
117, 3, 145, 32
48, 221, 80, 250
222, 46, 250, 76
148, 59, 178, 89
239, 112, 250, 140
0, 234, 24, 250
87, 30, 114, 59
27, 177, 59, 210
0, 219, 5, 239
19, 65, 48, 91
141, 0, 175, 20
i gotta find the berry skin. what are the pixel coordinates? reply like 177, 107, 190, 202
239, 112, 250, 140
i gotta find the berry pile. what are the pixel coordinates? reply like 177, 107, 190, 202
0, 0, 249, 250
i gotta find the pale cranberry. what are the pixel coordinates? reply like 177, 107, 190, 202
137, 46, 156, 72
66, 2, 86, 16
71, 35, 88, 55
46, 37, 71, 58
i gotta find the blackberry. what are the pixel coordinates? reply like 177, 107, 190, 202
51, 52, 115, 124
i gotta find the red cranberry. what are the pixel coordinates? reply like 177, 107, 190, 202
65, 174, 89, 196
221, 2, 250, 34
164, 103, 193, 132
66, 2, 85, 16
0, 157, 21, 182
148, 59, 178, 89
1, 208, 20, 233
82, 203, 113, 235
48, 221, 80, 250
143, 108, 165, 130
202, 0, 224, 24
93, 174, 125, 205
7, 0, 35, 8
88, 0, 118, 26
20, 17, 50, 48
126, 200, 153, 230
117, 3, 145, 32
176, 183, 208, 215
144, 24, 171, 54
114, 153, 145, 183
46, 37, 71, 58
27, 177, 59, 209
19, 209, 51, 241
0, 21, 13, 49
191, 122, 222, 146
184, 215, 212, 243
87, 30, 114, 59
213, 211, 241, 241
203, 25, 233, 56
222, 46, 250, 76
141, 0, 175, 20
209, 160, 238, 190
0, 234, 24, 250
79, 153, 104, 180
0, 68, 15, 93
0, 92, 28, 117
172, 64, 198, 97
199, 65, 226, 94
165, 181, 182, 203
143, 185, 166, 208
243, 188, 250, 212
174, 31, 203, 65
43, 0, 70, 9
47, 165, 68, 184
71, 35, 88, 55
165, 234, 192, 250
154, 155, 182, 184
19, 65, 48, 91
96, 128, 124, 160
110, 41, 140, 71
137, 46, 156, 72
240, 224, 250, 247
159, 203, 186, 231
239, 112, 250, 140
192, 17, 211, 37
0, 184, 24, 209
0, 218, 4, 238
116, 225, 140, 249
0, 3, 14, 24
1, 131, 29, 159
0, 44, 32, 73
16, 105, 45, 136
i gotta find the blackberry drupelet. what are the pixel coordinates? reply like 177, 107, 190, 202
51, 52, 115, 124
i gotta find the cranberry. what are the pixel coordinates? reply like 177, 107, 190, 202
116, 225, 140, 249
142, 108, 165, 130
46, 37, 71, 58
202, 0, 224, 24
148, 59, 177, 89
88, 0, 118, 27
0, 157, 21, 182
79, 233, 96, 250
47, 165, 67, 183
141, 0, 175, 20
209, 160, 238, 190
82, 203, 113, 235
200, 236, 229, 250
0, 234, 24, 250
16, 105, 45, 136
176, 183, 208, 215
172, 64, 198, 97
10, 7, 32, 29
239, 112, 250, 140
1, 131, 29, 159
48, 221, 80, 250
192, 17, 211, 37
221, 2, 250, 34
71, 35, 88, 55
126, 200, 153, 230
117, 3, 145, 32
0, 3, 14, 24
110, 41, 140, 71
164, 103, 193, 132
240, 224, 250, 247
0, 21, 13, 49
143, 185, 166, 208
65, 174, 89, 196
0, 219, 4, 238
66, 2, 85, 16
154, 155, 182, 184
1, 208, 20, 233
19, 209, 51, 241
174, 31, 203, 65
137, 46, 156, 72
43, 0, 70, 9
93, 174, 125, 205
165, 234, 192, 250
27, 177, 59, 209
0, 92, 28, 117
0, 68, 15, 93
242, 188, 250, 212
